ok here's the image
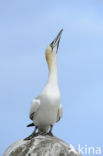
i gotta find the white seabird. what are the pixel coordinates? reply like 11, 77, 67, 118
25, 29, 63, 140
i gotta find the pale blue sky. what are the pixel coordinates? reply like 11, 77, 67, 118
0, 0, 103, 155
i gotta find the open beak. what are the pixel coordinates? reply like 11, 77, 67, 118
50, 29, 63, 53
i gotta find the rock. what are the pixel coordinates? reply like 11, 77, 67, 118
3, 135, 82, 156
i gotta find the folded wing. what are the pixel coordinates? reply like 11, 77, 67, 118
29, 98, 40, 120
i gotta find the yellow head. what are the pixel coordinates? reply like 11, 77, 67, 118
45, 46, 55, 70
45, 29, 63, 70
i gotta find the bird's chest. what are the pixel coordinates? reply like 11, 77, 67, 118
41, 84, 61, 112
35, 88, 61, 125
43, 87, 60, 105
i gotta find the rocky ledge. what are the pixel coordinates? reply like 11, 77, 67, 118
3, 135, 82, 156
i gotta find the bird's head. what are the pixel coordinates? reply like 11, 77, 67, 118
45, 29, 63, 70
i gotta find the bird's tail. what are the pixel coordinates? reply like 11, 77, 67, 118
27, 123, 35, 127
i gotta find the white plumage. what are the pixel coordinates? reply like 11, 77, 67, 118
29, 29, 63, 135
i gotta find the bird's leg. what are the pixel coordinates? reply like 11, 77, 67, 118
47, 125, 54, 136
34, 126, 37, 134
24, 126, 38, 140
38, 125, 54, 136
38, 130, 47, 136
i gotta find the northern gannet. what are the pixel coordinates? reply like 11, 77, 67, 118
25, 29, 63, 140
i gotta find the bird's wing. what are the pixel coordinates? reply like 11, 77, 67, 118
29, 98, 40, 120
56, 104, 63, 122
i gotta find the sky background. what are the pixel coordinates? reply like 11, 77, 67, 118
0, 0, 103, 155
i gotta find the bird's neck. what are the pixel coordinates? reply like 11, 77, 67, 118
47, 59, 58, 86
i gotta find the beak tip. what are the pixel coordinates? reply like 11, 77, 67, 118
59, 29, 63, 37
50, 29, 63, 51
60, 28, 63, 33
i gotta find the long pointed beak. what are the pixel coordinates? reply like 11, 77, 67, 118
50, 29, 63, 53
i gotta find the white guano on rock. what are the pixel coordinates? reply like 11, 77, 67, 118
3, 136, 82, 156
